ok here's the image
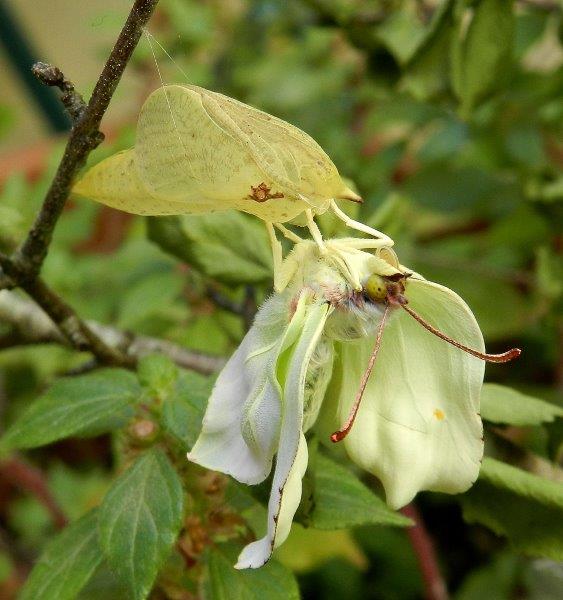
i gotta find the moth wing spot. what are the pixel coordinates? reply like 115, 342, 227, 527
433, 408, 445, 421
247, 182, 285, 203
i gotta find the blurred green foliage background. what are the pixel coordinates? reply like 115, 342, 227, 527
0, 1, 562, 598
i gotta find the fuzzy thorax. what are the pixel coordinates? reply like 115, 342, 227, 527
323, 288, 388, 341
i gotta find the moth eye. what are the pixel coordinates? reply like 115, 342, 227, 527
364, 275, 387, 302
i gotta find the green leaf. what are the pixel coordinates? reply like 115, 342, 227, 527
49, 463, 111, 522
462, 458, 563, 560
76, 564, 129, 600
481, 384, 563, 426
536, 246, 563, 302
20, 510, 102, 600
275, 526, 367, 573
137, 354, 179, 399
546, 417, 563, 462
453, 0, 515, 114
376, 9, 426, 65
455, 553, 519, 600
310, 454, 411, 529
401, 23, 453, 100
205, 544, 299, 600
147, 211, 273, 285
117, 271, 184, 329
98, 448, 184, 600
401, 165, 500, 212
412, 245, 529, 340
161, 371, 213, 449
400, 1, 455, 100
0, 104, 15, 139
449, 12, 464, 100
390, 0, 455, 66
1, 370, 141, 450
0, 550, 14, 583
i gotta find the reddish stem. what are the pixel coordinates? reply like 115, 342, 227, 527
401, 503, 449, 600
0, 456, 67, 529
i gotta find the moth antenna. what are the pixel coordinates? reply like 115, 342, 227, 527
401, 304, 521, 363
143, 29, 190, 81
143, 30, 178, 127
143, 29, 188, 167
331, 304, 390, 443
143, 29, 167, 88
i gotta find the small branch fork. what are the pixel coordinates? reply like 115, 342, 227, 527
0, 0, 160, 367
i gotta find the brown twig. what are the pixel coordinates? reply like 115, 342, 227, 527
23, 278, 132, 366
0, 0, 160, 367
0, 291, 224, 375
0, 456, 67, 529
401, 503, 449, 600
31, 62, 87, 123
0, 331, 33, 350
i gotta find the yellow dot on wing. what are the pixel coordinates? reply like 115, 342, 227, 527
433, 408, 445, 421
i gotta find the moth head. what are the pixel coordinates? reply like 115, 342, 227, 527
364, 272, 409, 306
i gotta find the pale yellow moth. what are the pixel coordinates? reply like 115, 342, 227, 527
73, 84, 392, 289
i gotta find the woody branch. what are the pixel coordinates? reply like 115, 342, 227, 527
0, 291, 224, 375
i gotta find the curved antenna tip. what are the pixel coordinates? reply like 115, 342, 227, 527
503, 348, 522, 361
401, 304, 523, 364
330, 431, 345, 443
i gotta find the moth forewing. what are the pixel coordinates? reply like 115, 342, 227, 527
210, 87, 354, 208
72, 149, 198, 215
135, 86, 250, 200
135, 85, 309, 223
200, 86, 345, 209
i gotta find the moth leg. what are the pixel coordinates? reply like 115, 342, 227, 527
330, 199, 394, 246
274, 223, 303, 244
329, 238, 389, 250
305, 209, 327, 253
266, 222, 284, 292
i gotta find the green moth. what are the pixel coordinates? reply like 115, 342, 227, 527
73, 85, 391, 289
188, 237, 520, 569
